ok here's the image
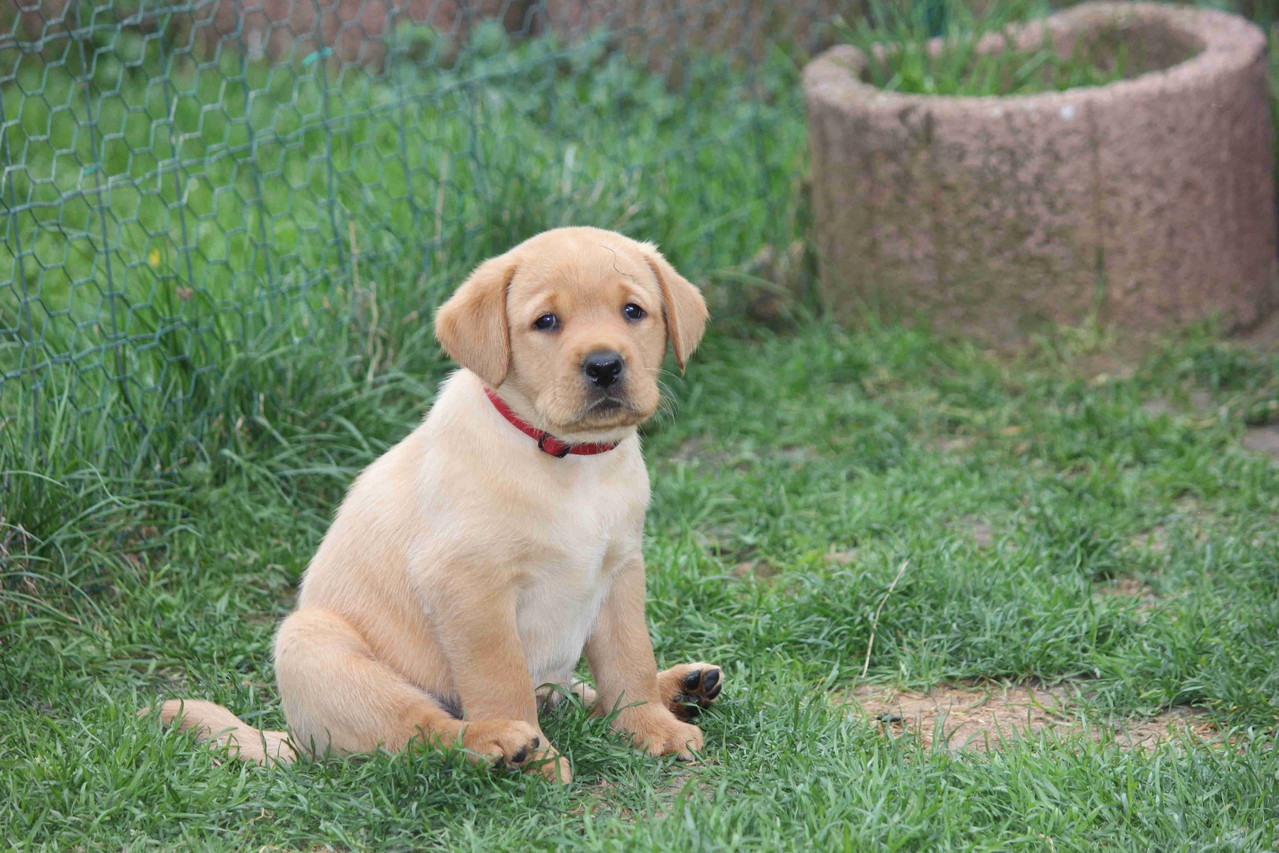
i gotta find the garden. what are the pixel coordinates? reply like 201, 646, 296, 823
2, 1, 1278, 849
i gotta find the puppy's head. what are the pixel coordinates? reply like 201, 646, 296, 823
435, 227, 708, 441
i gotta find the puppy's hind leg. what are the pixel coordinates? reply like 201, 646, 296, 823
275, 608, 542, 772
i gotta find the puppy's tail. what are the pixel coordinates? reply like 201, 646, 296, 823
141, 698, 297, 766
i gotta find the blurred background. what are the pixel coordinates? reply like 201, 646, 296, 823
1, 1, 1273, 495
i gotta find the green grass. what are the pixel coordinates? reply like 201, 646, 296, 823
838, 0, 1137, 97
836, 0, 1275, 98
0, 19, 807, 510
4, 319, 1279, 850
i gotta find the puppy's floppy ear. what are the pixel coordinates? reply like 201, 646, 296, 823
434, 255, 517, 388
641, 244, 708, 371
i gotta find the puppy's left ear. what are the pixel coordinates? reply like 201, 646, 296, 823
642, 245, 708, 371
434, 255, 517, 388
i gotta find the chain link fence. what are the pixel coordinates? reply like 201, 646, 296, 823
1, 0, 1272, 506
1, 0, 852, 496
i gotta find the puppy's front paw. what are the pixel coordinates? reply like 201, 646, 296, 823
459, 719, 571, 783
659, 662, 724, 721
614, 706, 705, 761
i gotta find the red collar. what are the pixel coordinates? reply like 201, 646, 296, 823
484, 389, 620, 458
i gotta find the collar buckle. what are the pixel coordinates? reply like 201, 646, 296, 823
537, 432, 573, 458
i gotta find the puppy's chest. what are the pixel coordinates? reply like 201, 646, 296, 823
514, 493, 638, 683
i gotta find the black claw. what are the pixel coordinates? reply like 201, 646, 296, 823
531, 737, 541, 749
683, 670, 702, 691
704, 681, 723, 702
702, 669, 720, 692
512, 747, 528, 764
493, 756, 506, 770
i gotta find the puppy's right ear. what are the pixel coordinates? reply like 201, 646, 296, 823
434, 256, 517, 388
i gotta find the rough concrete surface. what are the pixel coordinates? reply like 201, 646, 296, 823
803, 2, 1279, 341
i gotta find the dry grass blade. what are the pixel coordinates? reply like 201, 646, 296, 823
861, 559, 909, 679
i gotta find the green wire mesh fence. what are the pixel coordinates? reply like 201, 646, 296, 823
1, 1, 844, 490
1, 0, 1271, 502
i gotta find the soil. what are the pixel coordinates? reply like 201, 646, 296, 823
845, 682, 1216, 752
1241, 426, 1279, 458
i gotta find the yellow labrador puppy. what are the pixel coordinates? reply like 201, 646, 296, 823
150, 227, 721, 783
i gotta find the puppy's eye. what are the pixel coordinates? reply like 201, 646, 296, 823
623, 303, 646, 321
533, 313, 559, 331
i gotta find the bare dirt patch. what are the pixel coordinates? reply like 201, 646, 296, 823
948, 516, 996, 548
730, 560, 780, 581
823, 549, 858, 566
1140, 389, 1218, 420
1140, 397, 1181, 418
1242, 425, 1279, 458
1093, 576, 1161, 611
932, 434, 977, 455
671, 436, 735, 468
1126, 524, 1173, 556
846, 683, 1215, 752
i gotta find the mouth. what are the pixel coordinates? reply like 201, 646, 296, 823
582, 395, 636, 416
574, 394, 647, 428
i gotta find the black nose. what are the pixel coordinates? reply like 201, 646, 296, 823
582, 350, 625, 389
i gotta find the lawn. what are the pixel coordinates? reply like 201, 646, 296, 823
4, 317, 1279, 850
4, 1, 1279, 850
